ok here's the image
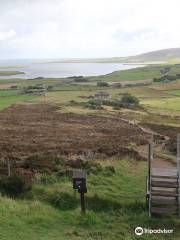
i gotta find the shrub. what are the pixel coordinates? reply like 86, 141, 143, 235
153, 77, 161, 82
10, 85, 18, 89
121, 93, 139, 106
97, 81, 109, 87
88, 99, 101, 106
102, 100, 114, 106
74, 76, 88, 82
103, 166, 116, 176
160, 67, 171, 74
163, 75, 176, 81
85, 104, 104, 110
85, 99, 104, 110
113, 105, 121, 110
0, 174, 32, 197
47, 85, 53, 91
154, 75, 177, 82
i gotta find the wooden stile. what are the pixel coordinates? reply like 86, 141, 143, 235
147, 134, 180, 217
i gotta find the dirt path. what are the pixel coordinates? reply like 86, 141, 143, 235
134, 122, 177, 175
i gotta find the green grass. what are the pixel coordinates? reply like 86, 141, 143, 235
90, 66, 161, 82
167, 89, 180, 96
0, 90, 34, 109
0, 89, 19, 96
0, 158, 179, 240
141, 97, 180, 112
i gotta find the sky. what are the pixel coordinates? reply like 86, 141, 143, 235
0, 0, 180, 59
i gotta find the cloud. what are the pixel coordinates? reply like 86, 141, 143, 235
0, 30, 16, 41
0, 0, 180, 59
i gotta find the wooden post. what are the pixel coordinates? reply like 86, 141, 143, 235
150, 134, 154, 161
72, 170, 87, 214
148, 135, 154, 187
80, 192, 85, 213
44, 90, 46, 103
148, 143, 151, 191
177, 134, 180, 217
7, 159, 11, 177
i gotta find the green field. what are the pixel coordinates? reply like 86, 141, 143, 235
141, 97, 180, 112
1, 64, 180, 116
90, 64, 180, 82
0, 90, 34, 109
167, 89, 180, 96
32, 84, 180, 118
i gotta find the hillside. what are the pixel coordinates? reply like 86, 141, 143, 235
126, 48, 180, 63
52, 48, 180, 64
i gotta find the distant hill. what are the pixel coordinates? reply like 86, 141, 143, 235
125, 48, 180, 63
46, 48, 180, 64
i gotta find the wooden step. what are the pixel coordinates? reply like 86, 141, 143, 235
151, 197, 177, 206
151, 207, 178, 215
151, 175, 178, 180
151, 180, 178, 188
151, 190, 178, 197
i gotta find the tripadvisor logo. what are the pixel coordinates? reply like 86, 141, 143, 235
135, 227, 143, 236
135, 227, 174, 236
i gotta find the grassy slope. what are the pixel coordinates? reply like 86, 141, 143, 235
0, 159, 179, 240
53, 48, 180, 64
90, 66, 161, 82
90, 64, 180, 82
125, 48, 180, 63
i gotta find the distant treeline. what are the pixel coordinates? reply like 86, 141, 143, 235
154, 73, 180, 82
